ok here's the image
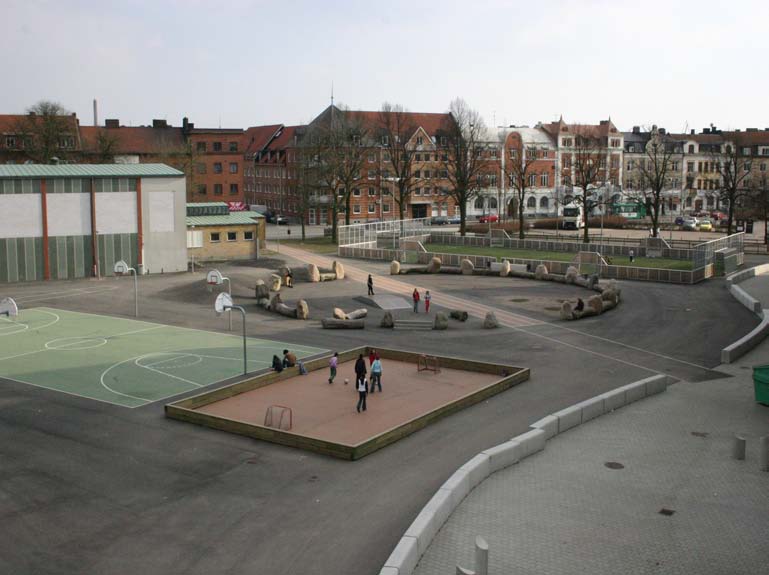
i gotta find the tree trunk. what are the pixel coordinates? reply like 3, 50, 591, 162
459, 198, 467, 236
582, 193, 590, 244
301, 216, 306, 241
518, 193, 525, 240
651, 198, 660, 238
331, 203, 338, 243
727, 197, 735, 235
345, 193, 351, 225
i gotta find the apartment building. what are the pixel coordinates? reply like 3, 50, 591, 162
187, 126, 245, 203
0, 112, 83, 164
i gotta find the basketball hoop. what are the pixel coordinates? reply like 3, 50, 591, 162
114, 260, 129, 276
0, 297, 18, 318
207, 269, 224, 293
214, 292, 233, 317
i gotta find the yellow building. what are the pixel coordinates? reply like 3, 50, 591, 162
186, 202, 265, 263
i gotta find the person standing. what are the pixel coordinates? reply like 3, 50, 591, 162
356, 374, 368, 412
424, 290, 432, 313
370, 356, 383, 393
367, 274, 375, 296
328, 352, 338, 384
355, 353, 367, 387
369, 348, 377, 366
629, 249, 635, 264
412, 288, 420, 313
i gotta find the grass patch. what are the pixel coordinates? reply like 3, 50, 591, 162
423, 243, 693, 271
281, 236, 338, 254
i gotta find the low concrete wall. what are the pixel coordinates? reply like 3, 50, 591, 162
379, 373, 675, 575
721, 264, 769, 363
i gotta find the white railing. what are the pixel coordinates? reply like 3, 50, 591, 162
338, 217, 432, 247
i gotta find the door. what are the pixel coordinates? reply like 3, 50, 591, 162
308, 208, 316, 225
412, 204, 428, 219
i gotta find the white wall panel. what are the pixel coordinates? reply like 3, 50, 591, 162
95, 192, 137, 234
148, 191, 175, 232
48, 193, 91, 236
0, 194, 42, 238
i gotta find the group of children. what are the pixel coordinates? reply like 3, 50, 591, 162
328, 349, 383, 413
411, 289, 431, 313
271, 349, 297, 373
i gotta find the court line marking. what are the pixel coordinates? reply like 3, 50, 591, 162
0, 309, 60, 337
10, 287, 118, 304
45, 337, 109, 351
0, 318, 29, 335
134, 356, 204, 388
100, 356, 158, 403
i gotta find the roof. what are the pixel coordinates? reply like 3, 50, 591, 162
0, 163, 184, 179
540, 118, 620, 139
504, 127, 555, 147
267, 125, 300, 150
186, 211, 263, 227
80, 126, 185, 155
244, 124, 283, 155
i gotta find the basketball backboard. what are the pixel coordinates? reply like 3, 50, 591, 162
214, 292, 233, 316
114, 260, 129, 275
207, 269, 224, 292
0, 297, 18, 317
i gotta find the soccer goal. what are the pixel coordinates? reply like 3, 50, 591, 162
264, 405, 293, 431
417, 354, 441, 374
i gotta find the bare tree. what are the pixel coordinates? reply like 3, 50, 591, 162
712, 140, 753, 234
292, 132, 319, 241
377, 103, 419, 221
625, 127, 682, 237
561, 126, 618, 243
14, 100, 76, 164
500, 131, 538, 239
439, 99, 487, 236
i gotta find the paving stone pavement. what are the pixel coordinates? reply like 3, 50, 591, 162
413, 357, 769, 575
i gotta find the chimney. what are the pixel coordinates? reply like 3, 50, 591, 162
152, 119, 168, 129
182, 117, 189, 131
105, 119, 119, 129
703, 128, 711, 134
659, 128, 666, 135
632, 126, 640, 134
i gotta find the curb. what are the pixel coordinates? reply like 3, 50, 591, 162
379, 373, 676, 575
722, 264, 769, 363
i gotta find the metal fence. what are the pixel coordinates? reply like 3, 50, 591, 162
692, 232, 745, 268
338, 218, 432, 248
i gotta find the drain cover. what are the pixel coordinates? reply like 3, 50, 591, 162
604, 461, 624, 470
659, 508, 675, 516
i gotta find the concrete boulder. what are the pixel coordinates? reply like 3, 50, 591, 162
433, 312, 449, 330
535, 264, 548, 280
380, 311, 394, 328
560, 301, 574, 320
307, 263, 320, 283
296, 300, 309, 320
449, 310, 469, 322
254, 279, 269, 299
390, 260, 401, 275
332, 261, 345, 280
460, 259, 475, 275
426, 257, 442, 274
499, 260, 511, 277
333, 307, 346, 320
483, 311, 499, 329
586, 294, 603, 314
565, 266, 579, 284
270, 274, 282, 292
346, 308, 368, 320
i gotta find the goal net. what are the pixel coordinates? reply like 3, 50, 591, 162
417, 354, 441, 374
264, 405, 293, 431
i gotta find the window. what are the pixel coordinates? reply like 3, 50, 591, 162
627, 160, 634, 170
368, 203, 376, 213
414, 170, 421, 178
509, 148, 517, 158
383, 203, 390, 213
368, 153, 376, 163
244, 230, 254, 241
488, 197, 497, 209
353, 205, 361, 214
5, 136, 16, 149
672, 161, 680, 171
761, 163, 767, 172
381, 135, 389, 146
743, 147, 751, 156
528, 174, 537, 187
414, 188, 422, 196
367, 170, 376, 180
197, 184, 207, 195
527, 196, 536, 208
213, 142, 222, 152
229, 142, 238, 152
214, 162, 222, 174
540, 196, 549, 209
383, 152, 391, 161
610, 138, 620, 147
440, 136, 447, 146
416, 136, 424, 146
687, 161, 695, 172
227, 231, 237, 241
368, 187, 378, 196
196, 163, 207, 174
59, 136, 75, 149
562, 138, 572, 147
353, 188, 361, 196
230, 184, 238, 195
197, 142, 207, 152
688, 144, 695, 154
744, 162, 751, 172
491, 149, 498, 159
474, 197, 484, 209
187, 230, 203, 248
415, 153, 422, 161
540, 173, 549, 186
489, 174, 497, 187
210, 232, 221, 242
610, 156, 619, 169
214, 184, 223, 195
423, 170, 431, 179
229, 162, 238, 174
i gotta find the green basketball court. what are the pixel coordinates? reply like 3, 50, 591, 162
0, 307, 327, 408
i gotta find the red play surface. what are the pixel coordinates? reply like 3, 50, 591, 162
195, 358, 501, 445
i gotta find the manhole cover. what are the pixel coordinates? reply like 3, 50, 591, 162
604, 461, 624, 470
659, 508, 675, 516
510, 298, 529, 303
691, 431, 709, 438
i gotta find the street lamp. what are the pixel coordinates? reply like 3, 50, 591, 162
114, 260, 138, 317
214, 292, 247, 375
207, 269, 232, 331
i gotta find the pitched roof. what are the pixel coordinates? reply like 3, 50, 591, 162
80, 126, 185, 155
244, 124, 283, 155
0, 113, 81, 135
345, 110, 451, 136
186, 211, 263, 227
267, 125, 301, 150
0, 163, 184, 179
729, 130, 769, 146
541, 118, 620, 139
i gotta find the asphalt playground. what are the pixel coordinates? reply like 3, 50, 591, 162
0, 249, 761, 575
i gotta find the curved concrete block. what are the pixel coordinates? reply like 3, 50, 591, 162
555, 404, 582, 432
459, 453, 491, 490
440, 468, 471, 508
602, 388, 627, 411
645, 374, 671, 396
383, 536, 418, 575
579, 395, 606, 423
512, 428, 546, 458
405, 489, 454, 556
721, 311, 769, 364
623, 379, 648, 403
531, 414, 558, 439
729, 284, 762, 314
482, 440, 523, 472
379, 568, 399, 575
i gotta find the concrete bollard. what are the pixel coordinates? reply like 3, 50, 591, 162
456, 535, 488, 575
760, 436, 769, 472
732, 435, 746, 460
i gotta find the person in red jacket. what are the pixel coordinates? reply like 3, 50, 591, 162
412, 288, 420, 313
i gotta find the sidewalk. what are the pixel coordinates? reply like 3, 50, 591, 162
412, 349, 768, 575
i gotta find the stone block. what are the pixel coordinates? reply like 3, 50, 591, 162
307, 263, 320, 282
483, 311, 499, 329
254, 279, 269, 299
624, 380, 648, 403
459, 453, 491, 490
270, 274, 282, 292
333, 307, 346, 320
433, 312, 448, 330
535, 264, 548, 280
449, 310, 468, 322
586, 294, 603, 314
511, 428, 546, 458
440, 468, 471, 508
423, 488, 453, 534
379, 568, 399, 575
296, 300, 309, 320
332, 260, 345, 279
565, 266, 578, 283
482, 440, 523, 473
560, 301, 574, 320
579, 396, 605, 423
645, 374, 669, 396
346, 308, 368, 320
426, 256, 442, 273
530, 414, 559, 439
460, 259, 474, 275
381, 311, 394, 328
390, 260, 401, 275
555, 404, 582, 433
383, 536, 418, 575
602, 388, 627, 411
405, 489, 453, 556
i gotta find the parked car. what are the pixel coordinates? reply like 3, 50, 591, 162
274, 214, 288, 225
682, 216, 698, 231
478, 214, 499, 223
430, 216, 449, 225
674, 216, 685, 226
447, 215, 462, 224
697, 218, 713, 232
710, 211, 727, 221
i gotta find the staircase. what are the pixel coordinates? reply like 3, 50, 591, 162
393, 319, 433, 331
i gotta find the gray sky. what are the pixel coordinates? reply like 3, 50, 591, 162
3, 0, 767, 133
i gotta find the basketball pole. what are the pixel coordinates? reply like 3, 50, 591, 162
226, 304, 247, 375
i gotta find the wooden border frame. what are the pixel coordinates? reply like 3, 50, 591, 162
165, 347, 529, 460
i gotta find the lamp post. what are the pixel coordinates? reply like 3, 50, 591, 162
214, 292, 247, 375
114, 260, 138, 317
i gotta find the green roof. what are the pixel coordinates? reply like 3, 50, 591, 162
0, 163, 184, 179
186, 211, 263, 227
